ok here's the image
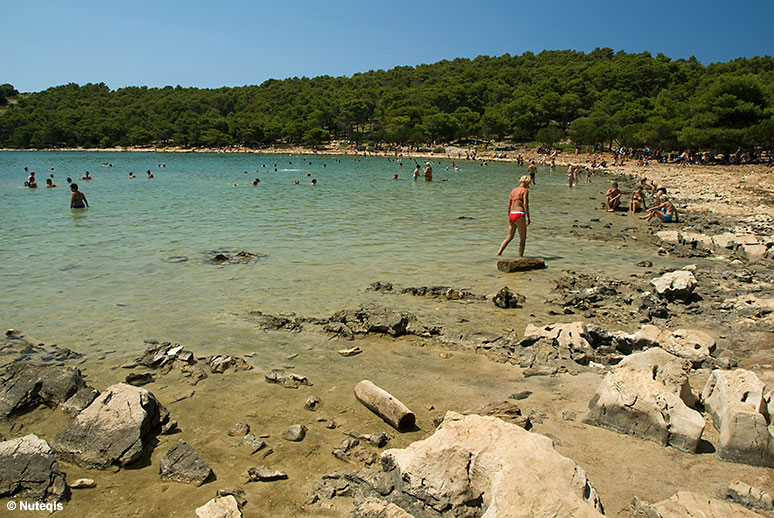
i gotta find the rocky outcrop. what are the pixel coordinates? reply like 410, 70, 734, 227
0, 434, 68, 502
378, 411, 604, 517
1, 329, 83, 366
650, 271, 697, 301
700, 369, 774, 467
633, 491, 766, 518
53, 383, 163, 469
0, 363, 88, 420
327, 304, 440, 340
496, 257, 546, 272
136, 342, 197, 368
368, 281, 486, 301
583, 348, 704, 452
159, 440, 213, 486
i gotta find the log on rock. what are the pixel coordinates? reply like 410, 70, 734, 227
354, 380, 415, 432
497, 258, 546, 272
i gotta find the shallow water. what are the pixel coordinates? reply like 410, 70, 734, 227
2, 151, 659, 355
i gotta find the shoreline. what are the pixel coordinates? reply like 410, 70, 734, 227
4, 144, 773, 218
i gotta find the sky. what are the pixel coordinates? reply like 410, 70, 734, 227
3, 0, 773, 93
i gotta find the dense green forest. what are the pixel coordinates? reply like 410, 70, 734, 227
1, 49, 773, 156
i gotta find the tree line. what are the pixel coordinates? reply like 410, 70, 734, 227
1, 49, 772, 158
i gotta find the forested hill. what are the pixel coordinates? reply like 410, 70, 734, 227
1, 49, 773, 153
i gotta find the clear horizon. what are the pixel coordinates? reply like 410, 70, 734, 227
3, 0, 774, 93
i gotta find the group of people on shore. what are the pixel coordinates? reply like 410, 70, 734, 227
605, 176, 678, 222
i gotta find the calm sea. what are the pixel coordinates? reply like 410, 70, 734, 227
0, 151, 658, 357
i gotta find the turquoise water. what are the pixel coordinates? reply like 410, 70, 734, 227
1, 151, 653, 355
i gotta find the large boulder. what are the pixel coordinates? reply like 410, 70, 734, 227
634, 491, 767, 518
381, 411, 604, 518
52, 383, 162, 469
0, 434, 68, 502
583, 348, 704, 452
650, 271, 697, 301
700, 369, 774, 467
0, 363, 87, 420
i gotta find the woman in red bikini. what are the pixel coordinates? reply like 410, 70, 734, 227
497, 175, 531, 257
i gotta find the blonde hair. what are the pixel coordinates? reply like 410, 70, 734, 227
519, 175, 532, 185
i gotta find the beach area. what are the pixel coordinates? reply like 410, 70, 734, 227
1, 147, 774, 518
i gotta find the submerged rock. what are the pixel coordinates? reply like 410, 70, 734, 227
265, 369, 310, 388
159, 440, 213, 486
492, 286, 525, 308
0, 434, 68, 502
53, 383, 162, 469
247, 466, 287, 481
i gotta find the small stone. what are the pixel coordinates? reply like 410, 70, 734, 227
70, 478, 96, 489
304, 396, 321, 411
562, 411, 577, 421
509, 391, 532, 401
247, 466, 287, 481
161, 420, 179, 435
195, 496, 241, 518
241, 434, 265, 450
497, 258, 546, 272
228, 423, 250, 437
281, 424, 307, 442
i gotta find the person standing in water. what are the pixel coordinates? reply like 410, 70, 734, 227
424, 162, 433, 181
497, 175, 531, 257
528, 160, 537, 185
70, 183, 88, 209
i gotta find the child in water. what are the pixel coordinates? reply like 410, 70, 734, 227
70, 183, 88, 209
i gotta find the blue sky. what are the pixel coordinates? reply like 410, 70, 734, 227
3, 0, 773, 93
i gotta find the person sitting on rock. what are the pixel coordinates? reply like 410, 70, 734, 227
605, 182, 622, 211
629, 186, 646, 213
641, 196, 677, 223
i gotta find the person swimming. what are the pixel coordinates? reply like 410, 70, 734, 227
81, 171, 92, 180
497, 175, 532, 257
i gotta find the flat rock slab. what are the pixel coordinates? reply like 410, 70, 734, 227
0, 434, 67, 502
159, 440, 213, 486
195, 495, 242, 518
0, 363, 88, 420
496, 258, 545, 272
641, 491, 767, 518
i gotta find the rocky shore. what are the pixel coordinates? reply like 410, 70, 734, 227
2, 162, 774, 516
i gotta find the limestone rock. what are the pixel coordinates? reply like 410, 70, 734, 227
641, 491, 767, 518
700, 369, 774, 467
524, 321, 594, 365
265, 369, 310, 388
70, 478, 96, 489
724, 481, 774, 512
630, 325, 715, 368
228, 422, 250, 437
0, 434, 67, 502
195, 495, 242, 518
281, 424, 307, 442
462, 400, 530, 429
159, 440, 213, 486
650, 271, 697, 301
656, 230, 681, 244
496, 257, 546, 272
713, 232, 738, 249
583, 348, 704, 452
492, 287, 525, 308
247, 465, 287, 481
60, 386, 100, 414
742, 244, 768, 261
354, 497, 416, 518
53, 383, 161, 469
681, 231, 714, 248
207, 355, 252, 373
382, 411, 604, 517
0, 363, 88, 420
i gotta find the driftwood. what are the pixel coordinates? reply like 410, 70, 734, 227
354, 380, 415, 432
